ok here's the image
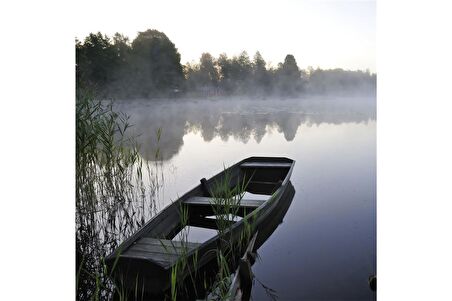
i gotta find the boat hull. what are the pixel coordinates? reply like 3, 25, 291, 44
106, 156, 295, 295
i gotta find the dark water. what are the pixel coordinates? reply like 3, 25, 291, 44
114, 96, 376, 300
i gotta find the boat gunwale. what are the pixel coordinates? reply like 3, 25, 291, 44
106, 156, 295, 268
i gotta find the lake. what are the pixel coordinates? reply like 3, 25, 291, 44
113, 96, 376, 300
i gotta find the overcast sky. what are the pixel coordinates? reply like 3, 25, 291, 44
75, 0, 375, 72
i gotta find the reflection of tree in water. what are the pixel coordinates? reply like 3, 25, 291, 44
114, 101, 187, 161
114, 97, 376, 161
198, 114, 219, 142
274, 112, 304, 141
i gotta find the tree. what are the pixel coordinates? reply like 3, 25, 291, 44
75, 38, 85, 87
183, 53, 220, 95
130, 29, 184, 97
275, 54, 302, 96
198, 52, 219, 87
107, 33, 133, 96
76, 32, 118, 91
218, 53, 234, 94
306, 68, 376, 95
252, 51, 270, 95
229, 51, 252, 94
236, 51, 252, 81
112, 33, 131, 66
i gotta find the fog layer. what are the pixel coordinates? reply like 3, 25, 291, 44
113, 96, 376, 161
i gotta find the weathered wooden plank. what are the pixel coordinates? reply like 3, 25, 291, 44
123, 237, 203, 268
184, 196, 265, 208
130, 244, 190, 255
123, 238, 201, 267
144, 210, 182, 239
124, 248, 180, 267
137, 237, 201, 250
124, 247, 180, 258
241, 162, 292, 168
119, 252, 172, 267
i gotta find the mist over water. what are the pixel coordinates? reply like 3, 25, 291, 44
111, 95, 376, 300
113, 96, 375, 161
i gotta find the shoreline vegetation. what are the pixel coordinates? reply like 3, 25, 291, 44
76, 29, 376, 100
76, 92, 165, 300
75, 93, 257, 300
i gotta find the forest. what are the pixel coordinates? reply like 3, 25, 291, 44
76, 29, 376, 98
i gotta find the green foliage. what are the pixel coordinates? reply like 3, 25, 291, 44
130, 29, 184, 97
165, 166, 255, 300
76, 33, 119, 94
185, 52, 220, 93
252, 51, 271, 94
306, 67, 377, 95
76, 29, 376, 99
210, 168, 248, 240
171, 262, 178, 301
76, 29, 183, 98
217, 53, 234, 94
210, 251, 232, 300
204, 167, 254, 300
76, 91, 162, 300
274, 54, 304, 96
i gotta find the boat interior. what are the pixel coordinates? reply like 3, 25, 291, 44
120, 158, 293, 269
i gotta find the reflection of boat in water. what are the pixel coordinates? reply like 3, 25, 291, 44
106, 157, 295, 297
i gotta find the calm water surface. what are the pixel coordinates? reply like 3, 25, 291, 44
114, 96, 376, 300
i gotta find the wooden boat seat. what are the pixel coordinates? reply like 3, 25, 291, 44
183, 196, 266, 208
240, 162, 292, 168
123, 237, 201, 268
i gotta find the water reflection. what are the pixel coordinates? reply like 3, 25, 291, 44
110, 96, 376, 300
113, 97, 375, 161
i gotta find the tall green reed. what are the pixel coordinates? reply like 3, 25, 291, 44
165, 167, 255, 300
206, 168, 255, 300
76, 90, 163, 301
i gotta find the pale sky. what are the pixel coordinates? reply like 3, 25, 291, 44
75, 0, 375, 72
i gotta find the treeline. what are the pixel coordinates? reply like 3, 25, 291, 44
76, 29, 376, 99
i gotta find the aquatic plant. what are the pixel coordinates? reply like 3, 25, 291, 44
76, 90, 163, 300
162, 166, 257, 300
205, 168, 256, 300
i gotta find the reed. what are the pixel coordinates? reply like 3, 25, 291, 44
162, 167, 256, 300
76, 91, 258, 300
76, 90, 162, 301
196, 168, 255, 300
209, 251, 232, 300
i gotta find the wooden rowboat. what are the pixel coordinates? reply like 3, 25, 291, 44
105, 156, 295, 296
